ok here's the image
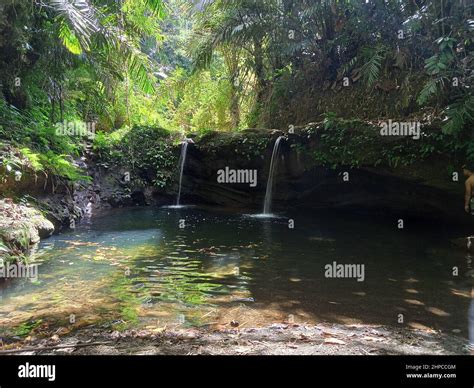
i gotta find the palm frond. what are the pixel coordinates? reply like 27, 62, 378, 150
48, 0, 99, 47
360, 47, 385, 87
58, 20, 83, 54
417, 77, 447, 105
93, 27, 156, 94
143, 0, 167, 18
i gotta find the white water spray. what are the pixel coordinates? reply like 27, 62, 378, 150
263, 136, 284, 215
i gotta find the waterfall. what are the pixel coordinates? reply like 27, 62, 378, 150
176, 141, 189, 206
263, 136, 284, 215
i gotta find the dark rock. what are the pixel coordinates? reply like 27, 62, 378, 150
175, 129, 474, 226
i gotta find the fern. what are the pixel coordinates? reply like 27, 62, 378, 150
359, 46, 386, 87
20, 148, 44, 172
417, 78, 444, 105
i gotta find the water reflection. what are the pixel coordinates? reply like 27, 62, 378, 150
0, 207, 472, 340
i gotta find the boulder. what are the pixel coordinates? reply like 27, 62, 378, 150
0, 199, 55, 253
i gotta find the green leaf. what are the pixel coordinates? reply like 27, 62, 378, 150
143, 0, 167, 18
58, 20, 83, 54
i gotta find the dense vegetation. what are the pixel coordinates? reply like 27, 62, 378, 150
0, 0, 472, 185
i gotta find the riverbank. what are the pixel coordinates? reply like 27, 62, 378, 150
0, 323, 470, 356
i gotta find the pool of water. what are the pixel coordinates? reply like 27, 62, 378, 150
0, 206, 472, 338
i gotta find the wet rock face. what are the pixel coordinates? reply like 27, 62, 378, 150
176, 129, 473, 225
2, 126, 469, 233
0, 148, 97, 261
86, 165, 170, 209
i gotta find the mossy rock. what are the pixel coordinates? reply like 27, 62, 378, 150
0, 199, 55, 254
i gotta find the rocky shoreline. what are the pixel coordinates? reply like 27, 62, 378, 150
1, 323, 470, 356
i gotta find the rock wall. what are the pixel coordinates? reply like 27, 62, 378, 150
0, 148, 93, 259
176, 128, 473, 226
2, 123, 471, 261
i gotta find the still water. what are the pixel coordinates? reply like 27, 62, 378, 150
0, 207, 472, 339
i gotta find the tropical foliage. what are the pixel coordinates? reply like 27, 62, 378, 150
0, 0, 472, 183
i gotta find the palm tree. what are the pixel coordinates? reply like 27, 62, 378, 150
45, 0, 167, 94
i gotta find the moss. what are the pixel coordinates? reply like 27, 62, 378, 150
196, 129, 274, 160
299, 117, 458, 172
93, 126, 177, 189
14, 319, 43, 338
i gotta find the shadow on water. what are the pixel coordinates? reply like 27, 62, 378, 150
0, 206, 472, 347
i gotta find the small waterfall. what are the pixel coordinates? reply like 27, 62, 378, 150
263, 136, 284, 215
176, 141, 189, 206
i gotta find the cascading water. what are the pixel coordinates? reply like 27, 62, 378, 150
176, 141, 189, 206
263, 136, 284, 215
